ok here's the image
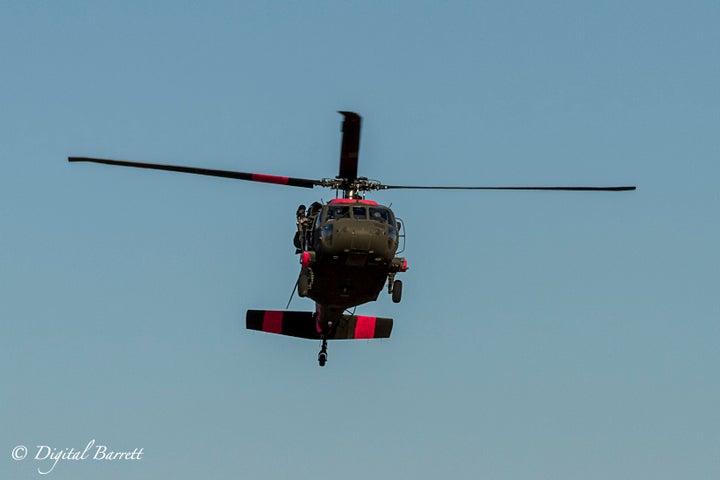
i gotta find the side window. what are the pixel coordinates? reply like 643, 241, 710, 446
387, 210, 397, 241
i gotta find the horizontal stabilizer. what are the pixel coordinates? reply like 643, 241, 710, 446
332, 314, 393, 339
246, 310, 392, 340
246, 310, 318, 339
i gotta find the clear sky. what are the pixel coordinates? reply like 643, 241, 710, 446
2, 1, 718, 479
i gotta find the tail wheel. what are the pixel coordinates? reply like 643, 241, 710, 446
391, 279, 403, 303
318, 338, 328, 367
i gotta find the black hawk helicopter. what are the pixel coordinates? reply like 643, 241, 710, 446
69, 111, 635, 366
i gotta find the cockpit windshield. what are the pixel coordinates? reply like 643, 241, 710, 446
323, 204, 394, 224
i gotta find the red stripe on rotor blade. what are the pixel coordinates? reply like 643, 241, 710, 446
262, 311, 284, 334
354, 316, 377, 339
251, 173, 290, 185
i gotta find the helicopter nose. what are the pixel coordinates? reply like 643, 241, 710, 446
345, 224, 390, 255
350, 226, 373, 250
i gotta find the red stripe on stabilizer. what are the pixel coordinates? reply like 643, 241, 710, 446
262, 311, 283, 334
252, 173, 290, 185
354, 316, 377, 339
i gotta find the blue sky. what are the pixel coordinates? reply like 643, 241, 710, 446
2, 1, 718, 479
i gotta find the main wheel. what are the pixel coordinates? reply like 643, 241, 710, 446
318, 352, 327, 367
392, 279, 403, 303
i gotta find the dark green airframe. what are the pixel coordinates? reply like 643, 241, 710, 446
69, 111, 635, 366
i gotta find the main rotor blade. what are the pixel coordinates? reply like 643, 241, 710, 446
338, 111, 362, 180
382, 185, 636, 191
68, 157, 321, 189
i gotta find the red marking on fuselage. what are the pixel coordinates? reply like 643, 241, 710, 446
354, 316, 377, 339
301, 251, 312, 267
328, 198, 379, 206
262, 311, 283, 334
252, 173, 290, 185
315, 304, 323, 333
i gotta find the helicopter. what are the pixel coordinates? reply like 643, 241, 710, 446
69, 111, 635, 366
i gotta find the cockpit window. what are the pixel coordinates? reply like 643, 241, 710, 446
352, 206, 367, 219
369, 207, 390, 223
325, 206, 350, 221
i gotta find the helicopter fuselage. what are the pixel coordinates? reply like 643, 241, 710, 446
296, 198, 407, 326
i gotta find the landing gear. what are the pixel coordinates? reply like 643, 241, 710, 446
388, 273, 403, 303
318, 338, 328, 367
391, 279, 403, 303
